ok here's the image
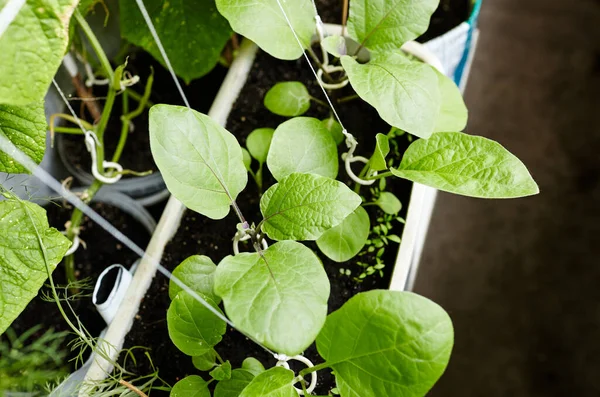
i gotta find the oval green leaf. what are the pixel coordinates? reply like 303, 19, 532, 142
214, 369, 255, 397
169, 255, 220, 304
316, 206, 370, 263
167, 291, 226, 357
239, 367, 297, 397
434, 70, 468, 132
0, 101, 46, 174
260, 173, 361, 241
149, 104, 247, 219
370, 133, 390, 172
192, 350, 217, 371
264, 82, 311, 117
246, 128, 274, 164
342, 52, 440, 138
214, 241, 330, 356
216, 0, 315, 60
120, 0, 231, 83
375, 192, 402, 215
391, 132, 540, 198
316, 290, 454, 397
267, 117, 338, 181
242, 357, 266, 376
171, 375, 210, 397
347, 0, 439, 51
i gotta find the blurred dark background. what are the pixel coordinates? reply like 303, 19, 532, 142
414, 0, 600, 395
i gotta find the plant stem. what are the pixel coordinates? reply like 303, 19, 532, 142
366, 171, 392, 180
337, 94, 359, 104
126, 89, 154, 107
299, 361, 330, 377
52, 127, 86, 135
342, 0, 349, 35
75, 9, 114, 79
309, 95, 328, 108
307, 47, 334, 83
118, 380, 148, 397
112, 91, 130, 163
214, 349, 225, 365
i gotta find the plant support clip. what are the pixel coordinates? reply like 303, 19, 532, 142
84, 130, 123, 184
275, 353, 318, 395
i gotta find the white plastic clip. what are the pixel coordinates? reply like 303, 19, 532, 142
233, 229, 269, 255
64, 234, 80, 256
275, 354, 318, 395
84, 130, 123, 184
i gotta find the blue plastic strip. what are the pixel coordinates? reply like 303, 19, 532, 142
453, 0, 483, 84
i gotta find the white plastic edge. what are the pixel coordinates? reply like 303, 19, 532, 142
92, 264, 133, 325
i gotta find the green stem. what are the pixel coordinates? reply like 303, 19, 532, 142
112, 91, 130, 163
338, 94, 359, 104
214, 349, 225, 365
353, 161, 372, 193
75, 9, 114, 79
299, 362, 331, 377
307, 47, 334, 83
309, 95, 328, 108
366, 171, 392, 180
126, 89, 155, 107
52, 127, 86, 134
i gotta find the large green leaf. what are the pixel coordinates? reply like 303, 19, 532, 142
171, 375, 210, 397
169, 255, 220, 304
0, 199, 71, 335
215, 0, 315, 60
316, 206, 370, 263
214, 369, 255, 397
0, 0, 78, 105
0, 101, 46, 174
347, 0, 439, 51
264, 82, 311, 117
316, 290, 454, 397
149, 105, 247, 219
342, 52, 440, 138
260, 173, 361, 241
238, 367, 296, 397
120, 0, 231, 83
434, 70, 468, 132
267, 117, 338, 181
167, 291, 226, 356
391, 132, 540, 198
214, 241, 329, 356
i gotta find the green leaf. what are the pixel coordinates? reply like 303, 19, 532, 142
120, 0, 231, 83
242, 357, 266, 376
342, 52, 440, 138
246, 128, 274, 164
242, 147, 252, 171
216, 0, 315, 60
171, 375, 210, 397
192, 350, 217, 371
210, 361, 232, 381
214, 241, 329, 355
347, 0, 439, 51
267, 117, 338, 181
169, 255, 220, 304
0, 199, 71, 335
260, 173, 361, 241
264, 82, 311, 117
321, 35, 347, 57
167, 291, 226, 356
214, 369, 255, 397
0, 101, 46, 174
434, 70, 468, 132
391, 132, 540, 198
0, 0, 78, 105
316, 206, 370, 263
239, 367, 296, 397
316, 290, 454, 397
370, 133, 390, 172
375, 192, 402, 215
321, 118, 345, 145
149, 105, 247, 219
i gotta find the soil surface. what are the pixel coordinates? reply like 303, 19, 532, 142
121, 0, 471, 393
4, 196, 151, 373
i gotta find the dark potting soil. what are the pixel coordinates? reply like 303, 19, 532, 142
60, 49, 228, 181
4, 196, 151, 373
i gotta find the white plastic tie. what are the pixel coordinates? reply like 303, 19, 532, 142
92, 264, 133, 325
275, 354, 318, 395
64, 234, 80, 256
84, 130, 123, 184
233, 230, 268, 255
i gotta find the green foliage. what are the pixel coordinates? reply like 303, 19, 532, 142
120, 0, 232, 83
321, 117, 345, 145
149, 105, 247, 219
321, 35, 347, 57
0, 326, 69, 393
434, 70, 468, 132
171, 375, 211, 397
216, 0, 315, 60
0, 0, 78, 105
370, 133, 390, 171
342, 52, 441, 138
214, 369, 255, 397
267, 117, 338, 181
169, 255, 220, 304
214, 241, 329, 355
241, 357, 265, 376
391, 132, 540, 198
0, 198, 71, 335
317, 290, 454, 397
246, 128, 275, 165
238, 367, 297, 397
210, 360, 232, 381
347, 0, 439, 51
193, 350, 217, 371
375, 191, 402, 215
0, 101, 46, 174
264, 82, 311, 117
317, 206, 370, 262
260, 173, 361, 241
167, 291, 226, 356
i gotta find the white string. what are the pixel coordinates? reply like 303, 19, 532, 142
52, 79, 88, 132
0, 0, 25, 39
134, 0, 190, 108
